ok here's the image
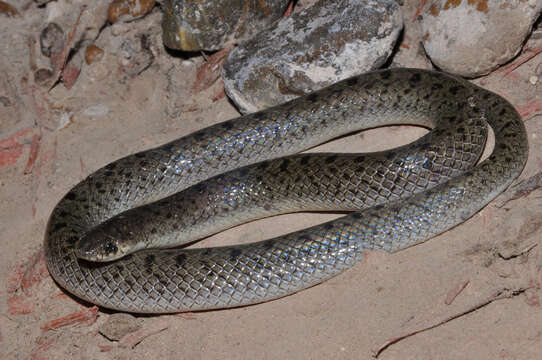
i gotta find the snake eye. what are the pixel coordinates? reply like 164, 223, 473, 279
103, 242, 118, 254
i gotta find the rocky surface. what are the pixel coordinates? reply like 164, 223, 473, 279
222, 0, 403, 113
420, 0, 542, 78
162, 0, 290, 51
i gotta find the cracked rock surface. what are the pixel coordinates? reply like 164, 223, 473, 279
222, 0, 403, 113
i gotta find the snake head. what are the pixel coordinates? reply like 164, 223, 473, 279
74, 215, 143, 262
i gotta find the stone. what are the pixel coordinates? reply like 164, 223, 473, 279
222, 0, 403, 113
161, 0, 290, 51
40, 22, 65, 57
108, 0, 156, 23
99, 313, 141, 341
420, 0, 542, 78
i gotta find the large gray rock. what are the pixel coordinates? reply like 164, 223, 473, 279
222, 0, 403, 114
162, 0, 290, 51
420, 0, 542, 78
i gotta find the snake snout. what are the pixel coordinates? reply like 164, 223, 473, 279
75, 228, 127, 262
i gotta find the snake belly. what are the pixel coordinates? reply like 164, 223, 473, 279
44, 69, 528, 313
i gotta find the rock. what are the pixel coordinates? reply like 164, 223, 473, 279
0, 1, 19, 17
420, 0, 542, 78
161, 0, 290, 51
34, 68, 53, 85
222, 0, 403, 113
99, 313, 141, 341
40, 23, 65, 57
85, 44, 104, 64
108, 0, 156, 23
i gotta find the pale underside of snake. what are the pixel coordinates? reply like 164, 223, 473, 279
44, 68, 528, 313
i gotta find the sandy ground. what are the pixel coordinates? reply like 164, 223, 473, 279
1, 1, 542, 359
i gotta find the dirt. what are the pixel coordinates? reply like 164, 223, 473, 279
1, 1, 541, 359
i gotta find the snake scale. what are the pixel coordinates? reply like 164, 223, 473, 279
44, 69, 528, 313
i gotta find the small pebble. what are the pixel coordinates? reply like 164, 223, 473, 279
108, 0, 156, 23
99, 313, 141, 341
83, 104, 110, 117
40, 23, 65, 58
0, 1, 19, 17
0, 96, 11, 106
34, 68, 53, 85
529, 76, 538, 85
85, 44, 104, 65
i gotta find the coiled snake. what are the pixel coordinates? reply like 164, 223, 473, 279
44, 69, 528, 313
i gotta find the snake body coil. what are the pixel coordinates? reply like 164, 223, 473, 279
44, 69, 528, 313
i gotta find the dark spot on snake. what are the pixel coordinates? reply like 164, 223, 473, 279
505, 157, 513, 163
449, 86, 461, 95
386, 152, 395, 160
150, 228, 157, 234
498, 143, 508, 150
194, 183, 205, 193
295, 175, 302, 183
172, 224, 179, 230
65, 192, 77, 201
175, 254, 187, 266
457, 127, 465, 133
105, 163, 116, 170
346, 77, 358, 86
124, 172, 132, 178
300, 157, 310, 166
352, 213, 362, 219
404, 88, 411, 95
194, 132, 205, 141
229, 248, 242, 260
203, 248, 213, 256
104, 170, 113, 177
125, 279, 134, 288
307, 93, 318, 103
326, 155, 337, 164
392, 102, 399, 109
166, 212, 172, 219
356, 166, 365, 173
483, 93, 491, 100
381, 88, 389, 95
258, 161, 269, 170
253, 111, 265, 120
263, 241, 274, 250
104, 242, 118, 254
53, 222, 67, 231
134, 152, 145, 158
256, 175, 263, 182
160, 166, 168, 173
380, 70, 391, 79
145, 254, 155, 265
432, 83, 443, 90
324, 223, 333, 230
422, 159, 433, 170
221, 121, 234, 130
280, 159, 290, 172
239, 168, 250, 177
409, 73, 422, 84
355, 155, 365, 163
114, 197, 120, 202
63, 255, 71, 262
499, 108, 507, 116
112, 273, 120, 280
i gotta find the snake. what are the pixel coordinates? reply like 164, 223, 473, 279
44, 68, 528, 313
